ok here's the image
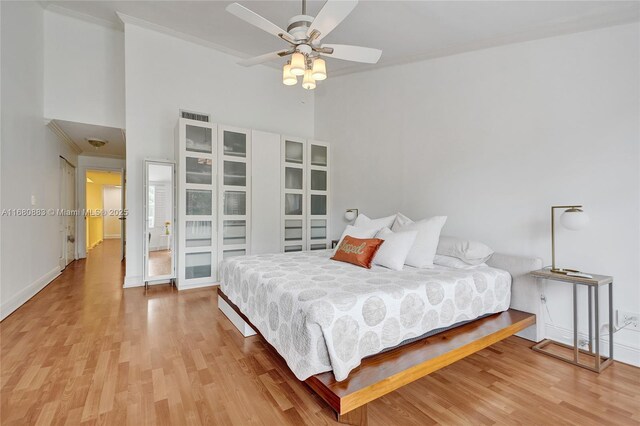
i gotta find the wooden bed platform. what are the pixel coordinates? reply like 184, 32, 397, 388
217, 288, 536, 426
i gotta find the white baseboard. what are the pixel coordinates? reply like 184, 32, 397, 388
545, 323, 640, 367
87, 239, 103, 250
178, 281, 218, 291
104, 234, 120, 239
0, 266, 61, 321
123, 275, 143, 288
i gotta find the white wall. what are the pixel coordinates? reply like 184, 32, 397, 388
315, 23, 640, 364
76, 155, 125, 259
1, 1, 79, 320
44, 9, 125, 128
124, 23, 314, 286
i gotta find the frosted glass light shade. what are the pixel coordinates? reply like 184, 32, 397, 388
290, 52, 305, 76
302, 69, 316, 90
282, 63, 297, 86
560, 209, 589, 230
344, 210, 357, 221
312, 58, 327, 80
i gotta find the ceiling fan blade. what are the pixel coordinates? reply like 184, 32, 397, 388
307, 0, 358, 42
238, 50, 291, 67
226, 3, 294, 42
321, 44, 382, 64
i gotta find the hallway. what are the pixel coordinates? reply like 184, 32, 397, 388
1, 240, 639, 425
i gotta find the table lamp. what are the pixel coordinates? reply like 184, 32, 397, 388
551, 205, 589, 273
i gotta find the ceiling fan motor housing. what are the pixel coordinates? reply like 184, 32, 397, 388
287, 15, 314, 42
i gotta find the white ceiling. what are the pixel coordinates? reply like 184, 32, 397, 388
52, 119, 126, 158
44, 1, 640, 75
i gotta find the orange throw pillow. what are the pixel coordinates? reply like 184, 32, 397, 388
331, 235, 384, 269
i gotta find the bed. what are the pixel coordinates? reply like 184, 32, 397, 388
218, 249, 542, 424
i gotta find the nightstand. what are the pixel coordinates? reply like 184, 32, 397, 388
529, 269, 613, 372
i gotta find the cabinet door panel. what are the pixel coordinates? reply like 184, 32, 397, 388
186, 125, 213, 153
186, 220, 212, 247
223, 131, 247, 157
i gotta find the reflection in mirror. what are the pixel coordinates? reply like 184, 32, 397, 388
145, 161, 176, 284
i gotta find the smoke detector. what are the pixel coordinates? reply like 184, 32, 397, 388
87, 138, 108, 149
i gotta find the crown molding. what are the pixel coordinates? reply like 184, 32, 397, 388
46, 119, 83, 155
43, 3, 123, 31
116, 12, 256, 65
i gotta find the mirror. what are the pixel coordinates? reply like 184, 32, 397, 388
144, 160, 176, 286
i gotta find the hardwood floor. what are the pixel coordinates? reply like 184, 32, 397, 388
1, 239, 639, 425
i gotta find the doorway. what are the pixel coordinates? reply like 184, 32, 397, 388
85, 170, 124, 257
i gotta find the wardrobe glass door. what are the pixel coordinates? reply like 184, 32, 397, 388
307, 141, 330, 250
282, 137, 306, 253
219, 126, 250, 261
177, 118, 217, 289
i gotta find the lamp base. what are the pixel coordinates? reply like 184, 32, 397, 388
550, 268, 580, 275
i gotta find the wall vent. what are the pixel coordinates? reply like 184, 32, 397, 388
180, 110, 210, 123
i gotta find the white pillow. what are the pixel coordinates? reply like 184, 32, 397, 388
391, 213, 447, 268
436, 236, 494, 265
433, 254, 486, 270
353, 213, 397, 232
373, 227, 418, 271
392, 212, 413, 228
334, 225, 379, 254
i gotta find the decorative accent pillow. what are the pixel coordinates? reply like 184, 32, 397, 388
331, 236, 384, 269
433, 254, 487, 269
391, 213, 448, 268
353, 213, 397, 232
436, 236, 494, 265
334, 225, 379, 254
373, 227, 418, 271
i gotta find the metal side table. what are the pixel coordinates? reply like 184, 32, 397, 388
529, 269, 613, 373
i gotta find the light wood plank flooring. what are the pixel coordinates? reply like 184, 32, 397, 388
1, 239, 639, 425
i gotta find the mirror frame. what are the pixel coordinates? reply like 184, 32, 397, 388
143, 159, 177, 285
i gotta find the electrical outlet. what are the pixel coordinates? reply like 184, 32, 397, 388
617, 310, 640, 331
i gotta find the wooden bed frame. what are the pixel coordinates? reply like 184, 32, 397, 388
218, 288, 535, 425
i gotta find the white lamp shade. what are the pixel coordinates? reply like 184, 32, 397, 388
344, 210, 357, 221
290, 52, 305, 76
312, 58, 327, 80
282, 64, 297, 86
302, 69, 316, 90
560, 209, 589, 230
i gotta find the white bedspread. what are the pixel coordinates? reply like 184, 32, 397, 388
220, 250, 511, 382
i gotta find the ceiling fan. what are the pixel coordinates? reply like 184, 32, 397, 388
226, 0, 382, 89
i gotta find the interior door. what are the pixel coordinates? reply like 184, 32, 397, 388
64, 160, 76, 265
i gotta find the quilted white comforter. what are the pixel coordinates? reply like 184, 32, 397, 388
220, 250, 511, 382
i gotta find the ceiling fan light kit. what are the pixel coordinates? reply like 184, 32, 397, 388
227, 0, 382, 89
302, 68, 316, 90
282, 63, 297, 86
312, 58, 327, 81
290, 51, 306, 76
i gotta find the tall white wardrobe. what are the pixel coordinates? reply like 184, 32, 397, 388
175, 117, 330, 289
